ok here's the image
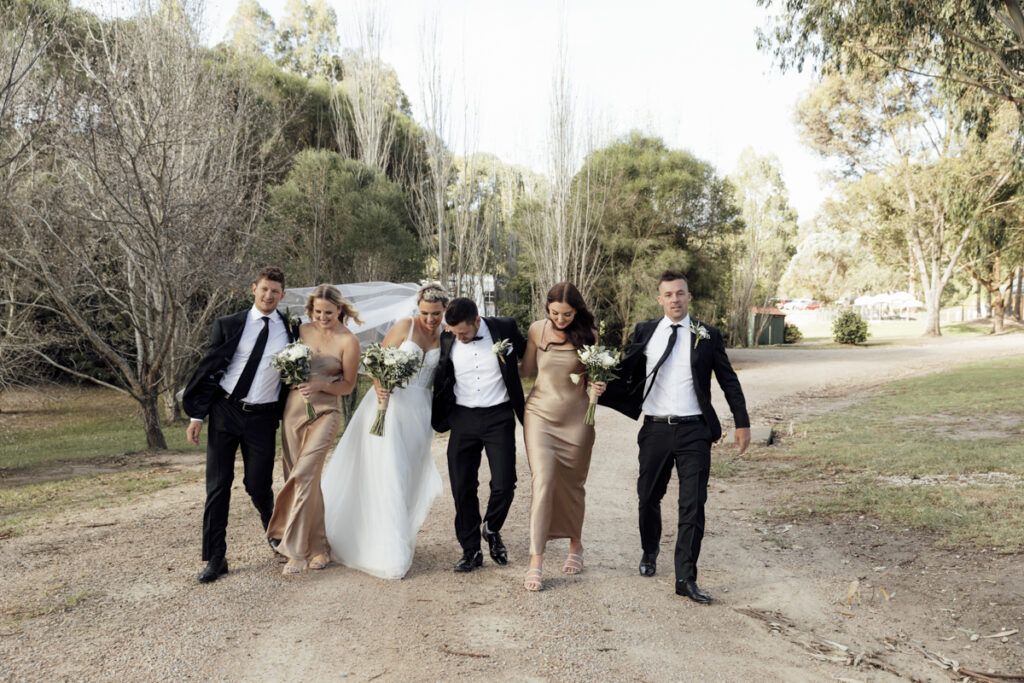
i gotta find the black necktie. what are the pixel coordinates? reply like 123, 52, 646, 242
471, 336, 483, 341
642, 324, 680, 401
232, 316, 270, 401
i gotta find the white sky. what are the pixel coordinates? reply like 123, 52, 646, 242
85, 0, 830, 221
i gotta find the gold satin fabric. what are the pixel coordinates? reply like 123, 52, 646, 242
524, 343, 595, 556
266, 352, 342, 562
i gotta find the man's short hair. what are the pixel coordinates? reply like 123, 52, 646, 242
445, 297, 478, 326
657, 270, 688, 287
255, 266, 285, 289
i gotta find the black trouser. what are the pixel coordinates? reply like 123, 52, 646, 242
446, 403, 517, 552
201, 394, 278, 561
636, 419, 712, 581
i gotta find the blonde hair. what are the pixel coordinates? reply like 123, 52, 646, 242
416, 282, 449, 307
305, 284, 363, 326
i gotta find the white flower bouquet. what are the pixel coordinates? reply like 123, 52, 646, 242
570, 344, 620, 425
271, 341, 317, 420
360, 343, 422, 436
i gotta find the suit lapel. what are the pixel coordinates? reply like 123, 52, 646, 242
689, 318, 697, 372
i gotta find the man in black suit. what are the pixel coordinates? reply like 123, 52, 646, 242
432, 298, 527, 572
182, 266, 297, 583
601, 270, 749, 603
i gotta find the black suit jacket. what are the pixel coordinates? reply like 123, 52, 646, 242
182, 309, 297, 420
600, 317, 749, 442
431, 316, 528, 433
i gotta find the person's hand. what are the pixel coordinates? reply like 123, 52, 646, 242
297, 381, 318, 399
589, 380, 607, 397
735, 427, 751, 455
374, 384, 392, 402
186, 420, 203, 446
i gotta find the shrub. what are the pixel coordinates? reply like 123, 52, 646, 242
832, 310, 869, 344
783, 322, 803, 344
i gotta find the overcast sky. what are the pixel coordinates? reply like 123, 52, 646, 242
83, 0, 829, 221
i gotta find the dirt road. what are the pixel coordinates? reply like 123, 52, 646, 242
2, 334, 1022, 681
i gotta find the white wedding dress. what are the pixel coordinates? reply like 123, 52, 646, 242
321, 320, 442, 579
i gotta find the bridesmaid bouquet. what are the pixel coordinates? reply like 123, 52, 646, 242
570, 344, 620, 425
360, 343, 422, 436
271, 341, 317, 420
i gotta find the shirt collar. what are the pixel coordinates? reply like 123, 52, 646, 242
659, 314, 690, 331
249, 306, 280, 323
476, 318, 490, 340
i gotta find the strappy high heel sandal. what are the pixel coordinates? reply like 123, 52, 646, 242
283, 559, 307, 575
309, 553, 330, 570
524, 568, 543, 591
562, 552, 584, 575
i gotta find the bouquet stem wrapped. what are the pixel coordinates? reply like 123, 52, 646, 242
370, 394, 390, 436
571, 344, 621, 425
361, 343, 422, 436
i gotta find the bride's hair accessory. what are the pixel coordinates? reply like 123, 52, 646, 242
416, 282, 449, 307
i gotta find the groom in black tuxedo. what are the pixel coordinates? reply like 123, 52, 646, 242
601, 270, 749, 603
432, 298, 527, 572
182, 266, 297, 583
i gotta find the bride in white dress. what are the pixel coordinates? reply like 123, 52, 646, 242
321, 283, 447, 579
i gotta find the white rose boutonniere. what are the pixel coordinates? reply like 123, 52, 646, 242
492, 338, 513, 364
281, 307, 302, 329
689, 321, 711, 349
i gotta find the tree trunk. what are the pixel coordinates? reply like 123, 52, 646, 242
992, 292, 1005, 333
141, 392, 168, 450
1011, 266, 1019, 321
975, 277, 982, 318
922, 295, 941, 336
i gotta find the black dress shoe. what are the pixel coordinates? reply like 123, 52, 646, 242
481, 524, 508, 566
197, 557, 228, 583
638, 552, 657, 577
454, 550, 483, 573
268, 537, 282, 554
676, 579, 713, 604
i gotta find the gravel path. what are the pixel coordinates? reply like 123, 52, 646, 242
1, 333, 1022, 681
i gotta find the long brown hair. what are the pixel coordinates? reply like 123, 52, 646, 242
545, 282, 596, 349
305, 284, 363, 326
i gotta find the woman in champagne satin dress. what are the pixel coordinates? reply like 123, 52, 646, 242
519, 282, 605, 591
267, 285, 360, 575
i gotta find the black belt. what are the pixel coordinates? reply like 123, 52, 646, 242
645, 414, 702, 424
222, 392, 278, 414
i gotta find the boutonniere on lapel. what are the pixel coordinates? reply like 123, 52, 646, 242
689, 321, 710, 349
492, 338, 513, 364
281, 307, 302, 329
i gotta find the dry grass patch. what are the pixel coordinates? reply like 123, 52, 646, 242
764, 357, 1024, 552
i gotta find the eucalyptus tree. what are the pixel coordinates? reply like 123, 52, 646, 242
796, 67, 1018, 335
727, 149, 798, 346
757, 0, 1024, 118
275, 0, 340, 79
226, 0, 275, 56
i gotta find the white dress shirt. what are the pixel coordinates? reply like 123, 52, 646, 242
219, 306, 290, 404
642, 315, 702, 418
451, 318, 510, 408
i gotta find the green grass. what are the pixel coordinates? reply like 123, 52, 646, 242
0, 386, 202, 470
768, 357, 1024, 551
